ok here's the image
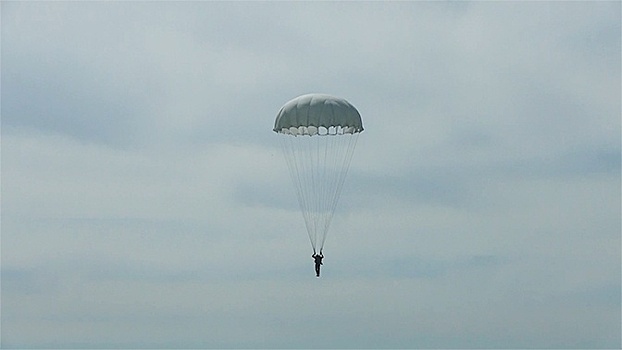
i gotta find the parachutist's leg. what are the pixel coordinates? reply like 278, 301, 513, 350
315, 264, 320, 277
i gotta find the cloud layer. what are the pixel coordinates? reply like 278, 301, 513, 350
2, 2, 620, 348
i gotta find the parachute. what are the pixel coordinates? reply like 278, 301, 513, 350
274, 93, 363, 253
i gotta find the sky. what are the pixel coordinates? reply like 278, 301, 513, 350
1, 1, 620, 349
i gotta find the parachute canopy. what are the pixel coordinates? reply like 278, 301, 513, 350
274, 93, 364, 136
274, 93, 363, 253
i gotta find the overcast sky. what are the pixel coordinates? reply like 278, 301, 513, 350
2, 1, 620, 349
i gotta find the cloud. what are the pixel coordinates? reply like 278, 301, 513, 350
2, 1, 620, 348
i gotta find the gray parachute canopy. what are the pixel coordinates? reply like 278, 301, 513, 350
273, 93, 364, 136
273, 93, 363, 253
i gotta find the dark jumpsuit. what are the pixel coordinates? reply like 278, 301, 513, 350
312, 253, 324, 277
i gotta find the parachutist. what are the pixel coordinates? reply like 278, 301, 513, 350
312, 252, 324, 277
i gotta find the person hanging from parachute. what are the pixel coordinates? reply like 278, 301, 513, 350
312, 251, 324, 277
274, 93, 363, 277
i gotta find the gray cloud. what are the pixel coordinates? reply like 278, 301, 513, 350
2, 1, 620, 348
